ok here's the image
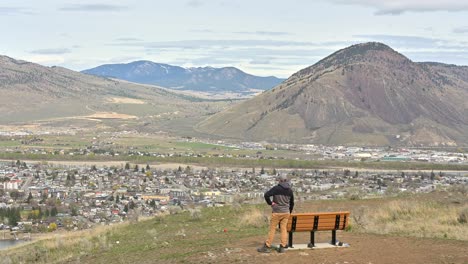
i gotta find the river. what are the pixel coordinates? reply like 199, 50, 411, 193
0, 240, 24, 250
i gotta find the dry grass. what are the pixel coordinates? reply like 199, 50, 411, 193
108, 97, 146, 104
237, 208, 269, 228
351, 199, 468, 240
2, 222, 130, 263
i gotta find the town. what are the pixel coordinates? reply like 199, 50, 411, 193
1, 157, 466, 236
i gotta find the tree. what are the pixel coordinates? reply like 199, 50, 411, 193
8, 208, 21, 226
27, 192, 33, 203
10, 190, 22, 201
71, 206, 78, 216
51, 207, 58, 217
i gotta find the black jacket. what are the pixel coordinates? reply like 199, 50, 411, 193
264, 182, 294, 213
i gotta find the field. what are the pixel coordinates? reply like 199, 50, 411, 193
1, 189, 467, 263
1, 133, 468, 172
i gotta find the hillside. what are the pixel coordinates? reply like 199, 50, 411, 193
2, 191, 467, 263
82, 61, 284, 94
0, 55, 234, 132
196, 42, 468, 146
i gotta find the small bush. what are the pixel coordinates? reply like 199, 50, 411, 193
48, 222, 57, 232
457, 207, 468, 224
238, 208, 268, 228
189, 208, 202, 221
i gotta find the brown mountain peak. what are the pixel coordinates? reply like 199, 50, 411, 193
197, 43, 468, 146
293, 42, 409, 79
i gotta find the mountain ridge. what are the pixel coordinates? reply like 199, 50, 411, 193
196, 42, 468, 146
0, 54, 229, 125
82, 61, 284, 94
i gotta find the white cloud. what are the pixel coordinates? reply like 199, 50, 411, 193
26, 55, 66, 65
0, 6, 33, 15
59, 4, 127, 12
30, 48, 72, 55
453, 27, 468, 34
329, 0, 468, 15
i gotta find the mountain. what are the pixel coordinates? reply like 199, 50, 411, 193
0, 55, 231, 128
81, 61, 284, 94
196, 42, 468, 146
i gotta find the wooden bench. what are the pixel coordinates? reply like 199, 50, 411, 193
286, 211, 350, 248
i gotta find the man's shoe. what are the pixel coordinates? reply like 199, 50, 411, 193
278, 245, 287, 253
257, 244, 271, 253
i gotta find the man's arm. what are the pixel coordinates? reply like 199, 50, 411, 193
264, 187, 275, 205
289, 191, 294, 213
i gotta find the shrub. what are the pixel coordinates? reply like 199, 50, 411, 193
189, 208, 202, 221
238, 208, 268, 228
48, 222, 57, 232
457, 207, 468, 224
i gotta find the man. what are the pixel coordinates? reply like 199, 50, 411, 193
257, 174, 294, 253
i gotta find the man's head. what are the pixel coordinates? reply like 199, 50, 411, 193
277, 174, 288, 182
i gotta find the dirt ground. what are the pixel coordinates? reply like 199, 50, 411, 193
190, 232, 468, 264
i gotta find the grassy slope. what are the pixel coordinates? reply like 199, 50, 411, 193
2, 190, 467, 263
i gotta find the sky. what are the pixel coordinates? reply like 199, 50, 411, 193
1, 0, 468, 78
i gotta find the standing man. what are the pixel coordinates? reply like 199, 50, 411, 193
258, 174, 294, 253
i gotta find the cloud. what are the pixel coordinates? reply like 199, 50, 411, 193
190, 29, 215, 33
453, 27, 468, 34
26, 55, 66, 65
329, 0, 468, 15
187, 0, 203, 8
405, 51, 468, 66
0, 7, 33, 15
233, 31, 292, 36
353, 34, 446, 49
110, 39, 318, 49
59, 4, 127, 12
249, 58, 273, 65
30, 48, 72, 55
114, 37, 144, 42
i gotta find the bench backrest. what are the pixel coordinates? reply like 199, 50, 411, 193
287, 211, 350, 232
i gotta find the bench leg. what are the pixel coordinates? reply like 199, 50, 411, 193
307, 231, 315, 248
288, 232, 293, 248
331, 230, 336, 245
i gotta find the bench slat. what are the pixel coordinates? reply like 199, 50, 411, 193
286, 211, 350, 232
291, 212, 350, 217
291, 223, 346, 230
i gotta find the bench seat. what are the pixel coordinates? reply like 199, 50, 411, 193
286, 211, 350, 248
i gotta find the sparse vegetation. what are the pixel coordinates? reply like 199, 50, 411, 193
2, 191, 466, 263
